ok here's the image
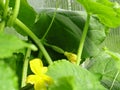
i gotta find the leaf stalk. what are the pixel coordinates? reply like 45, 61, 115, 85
21, 48, 31, 87
76, 14, 90, 65
15, 18, 53, 65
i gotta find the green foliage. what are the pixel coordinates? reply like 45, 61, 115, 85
34, 9, 106, 59
104, 49, 120, 70
0, 32, 37, 58
0, 60, 18, 90
47, 60, 106, 90
17, 0, 36, 29
9, 0, 36, 35
87, 52, 120, 90
77, 0, 120, 27
0, 0, 120, 90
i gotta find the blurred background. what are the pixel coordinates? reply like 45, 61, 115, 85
28, 0, 120, 53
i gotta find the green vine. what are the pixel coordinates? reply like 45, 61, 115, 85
0, 0, 9, 32
41, 9, 57, 40
14, 18, 53, 65
21, 48, 31, 87
7, 0, 20, 26
3, 0, 9, 19
0, 21, 5, 32
41, 1, 58, 40
110, 70, 120, 90
76, 14, 90, 65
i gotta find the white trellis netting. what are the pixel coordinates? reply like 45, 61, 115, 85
28, 0, 120, 10
28, 0, 83, 11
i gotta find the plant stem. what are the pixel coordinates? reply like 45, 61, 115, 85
41, 3, 58, 40
21, 48, 31, 87
8, 0, 20, 26
0, 21, 5, 32
76, 14, 90, 65
15, 18, 53, 65
110, 70, 120, 90
0, 0, 9, 32
3, 0, 9, 19
41, 10, 57, 40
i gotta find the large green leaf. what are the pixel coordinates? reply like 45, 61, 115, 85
0, 60, 18, 90
33, 9, 106, 59
4, 53, 24, 88
47, 60, 106, 90
87, 52, 120, 90
0, 32, 37, 58
101, 28, 120, 53
77, 0, 120, 27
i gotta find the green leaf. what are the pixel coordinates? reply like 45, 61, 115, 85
0, 60, 18, 90
77, 0, 120, 27
101, 30, 120, 53
47, 60, 106, 90
34, 9, 106, 59
0, 32, 37, 58
4, 53, 24, 87
104, 49, 120, 70
48, 76, 76, 90
87, 52, 120, 89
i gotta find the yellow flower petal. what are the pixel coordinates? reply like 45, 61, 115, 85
26, 75, 40, 84
27, 58, 53, 90
34, 80, 46, 90
30, 58, 44, 75
42, 67, 48, 74
64, 52, 77, 64
42, 74, 54, 85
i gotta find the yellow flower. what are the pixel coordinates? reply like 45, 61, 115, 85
26, 58, 53, 90
64, 52, 77, 64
